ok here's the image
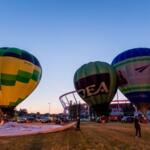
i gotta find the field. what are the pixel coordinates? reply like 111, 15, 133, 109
0, 122, 150, 150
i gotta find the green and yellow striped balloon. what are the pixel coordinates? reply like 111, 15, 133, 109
0, 47, 42, 109
74, 61, 117, 116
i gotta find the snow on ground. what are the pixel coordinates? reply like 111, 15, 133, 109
0, 122, 62, 137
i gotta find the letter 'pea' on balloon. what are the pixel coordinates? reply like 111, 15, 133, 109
0, 47, 42, 114
112, 48, 150, 113
74, 61, 117, 116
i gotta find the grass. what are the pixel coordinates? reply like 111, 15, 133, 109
0, 122, 150, 150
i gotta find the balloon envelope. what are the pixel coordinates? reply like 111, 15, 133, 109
74, 61, 117, 115
112, 48, 150, 112
0, 47, 42, 111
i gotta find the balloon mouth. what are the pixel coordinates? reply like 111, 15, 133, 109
92, 102, 111, 116
0, 106, 15, 111
0, 107, 15, 117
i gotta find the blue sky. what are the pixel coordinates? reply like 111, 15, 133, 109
0, 0, 150, 113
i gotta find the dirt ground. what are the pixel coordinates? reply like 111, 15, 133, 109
0, 122, 150, 150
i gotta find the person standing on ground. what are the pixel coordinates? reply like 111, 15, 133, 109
76, 115, 80, 130
134, 115, 141, 137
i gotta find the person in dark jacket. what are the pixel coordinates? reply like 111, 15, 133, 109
76, 115, 80, 130
134, 115, 141, 137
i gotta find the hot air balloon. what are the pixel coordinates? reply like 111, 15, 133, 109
74, 61, 117, 116
112, 48, 150, 114
0, 47, 42, 116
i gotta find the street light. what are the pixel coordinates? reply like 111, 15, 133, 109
48, 103, 50, 114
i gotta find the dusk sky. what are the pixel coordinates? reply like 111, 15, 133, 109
0, 0, 150, 113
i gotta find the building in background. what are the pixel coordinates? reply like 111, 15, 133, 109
59, 90, 135, 119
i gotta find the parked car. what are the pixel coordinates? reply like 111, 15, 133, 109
139, 114, 148, 123
17, 117, 27, 123
55, 118, 61, 124
26, 116, 35, 122
35, 117, 42, 122
40, 117, 51, 123
121, 116, 134, 123
80, 118, 90, 122
96, 117, 101, 123
96, 116, 108, 123
109, 115, 121, 122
